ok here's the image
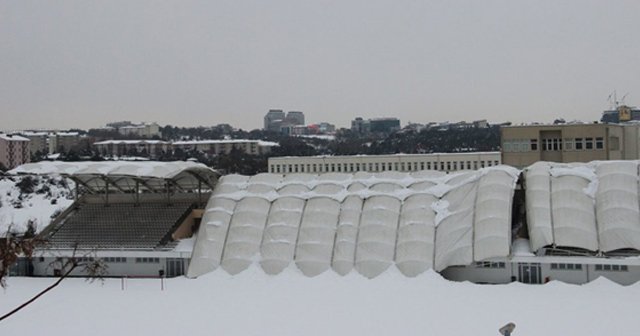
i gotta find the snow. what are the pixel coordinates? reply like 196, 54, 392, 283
1, 267, 640, 336
512, 238, 535, 257
0, 176, 74, 235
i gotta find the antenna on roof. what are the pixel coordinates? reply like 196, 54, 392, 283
607, 91, 617, 110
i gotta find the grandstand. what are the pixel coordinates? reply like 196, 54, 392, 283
9, 161, 219, 278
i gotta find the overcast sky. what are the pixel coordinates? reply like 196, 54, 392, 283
2, 1, 639, 131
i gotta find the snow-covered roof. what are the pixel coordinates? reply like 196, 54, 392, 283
188, 166, 520, 278
173, 139, 279, 147
0, 134, 29, 141
93, 140, 169, 145
525, 161, 640, 253
8, 161, 219, 193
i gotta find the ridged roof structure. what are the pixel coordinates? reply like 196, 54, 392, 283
187, 166, 520, 278
9, 161, 219, 193
525, 161, 640, 253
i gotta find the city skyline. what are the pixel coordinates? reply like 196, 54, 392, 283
2, 1, 639, 131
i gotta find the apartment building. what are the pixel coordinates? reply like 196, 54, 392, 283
0, 134, 30, 170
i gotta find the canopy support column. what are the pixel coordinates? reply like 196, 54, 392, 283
166, 180, 171, 206
104, 177, 110, 207
198, 180, 202, 206
135, 180, 140, 206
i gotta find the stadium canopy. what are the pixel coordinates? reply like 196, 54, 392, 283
187, 166, 520, 279
525, 160, 640, 253
8, 161, 220, 193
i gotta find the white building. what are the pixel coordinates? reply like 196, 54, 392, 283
118, 122, 161, 138
172, 139, 278, 156
268, 152, 501, 174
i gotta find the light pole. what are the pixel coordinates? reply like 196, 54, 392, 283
499, 323, 516, 336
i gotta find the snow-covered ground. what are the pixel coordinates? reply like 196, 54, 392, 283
1, 266, 639, 336
0, 175, 74, 235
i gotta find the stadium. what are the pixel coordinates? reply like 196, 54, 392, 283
8, 160, 640, 285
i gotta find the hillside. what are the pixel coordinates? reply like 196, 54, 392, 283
0, 175, 74, 236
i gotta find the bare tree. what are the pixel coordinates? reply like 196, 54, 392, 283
0, 235, 107, 322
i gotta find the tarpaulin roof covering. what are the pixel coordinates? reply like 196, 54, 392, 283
525, 161, 640, 253
187, 166, 519, 278
8, 161, 219, 193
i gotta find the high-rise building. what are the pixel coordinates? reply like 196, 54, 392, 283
285, 111, 305, 126
264, 109, 286, 132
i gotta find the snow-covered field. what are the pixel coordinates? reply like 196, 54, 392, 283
1, 266, 639, 336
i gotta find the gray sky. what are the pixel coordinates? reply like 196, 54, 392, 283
2, 1, 640, 131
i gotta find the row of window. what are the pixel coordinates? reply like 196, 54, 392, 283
270, 160, 500, 174
104, 257, 127, 263
475, 262, 506, 269
550, 263, 630, 272
135, 257, 160, 264
595, 264, 628, 272
550, 263, 582, 270
503, 137, 605, 152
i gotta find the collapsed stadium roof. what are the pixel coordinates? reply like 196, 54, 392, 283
525, 161, 640, 253
187, 166, 520, 278
8, 161, 219, 193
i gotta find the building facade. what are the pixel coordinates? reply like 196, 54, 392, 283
268, 152, 501, 174
20, 132, 48, 156
48, 132, 82, 154
118, 122, 161, 138
501, 123, 640, 168
0, 134, 30, 170
264, 109, 286, 132
173, 139, 278, 156
93, 140, 170, 159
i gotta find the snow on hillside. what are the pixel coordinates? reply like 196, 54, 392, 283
1, 266, 640, 336
0, 175, 74, 235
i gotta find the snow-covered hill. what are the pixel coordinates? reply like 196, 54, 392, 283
0, 175, 74, 236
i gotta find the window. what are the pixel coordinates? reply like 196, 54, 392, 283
420, 162, 425, 170
446, 162, 451, 171
475, 261, 506, 269
575, 138, 583, 150
564, 139, 573, 151
585, 137, 593, 150
427, 162, 432, 170
440, 162, 445, 171
530, 139, 538, 151
595, 137, 604, 149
